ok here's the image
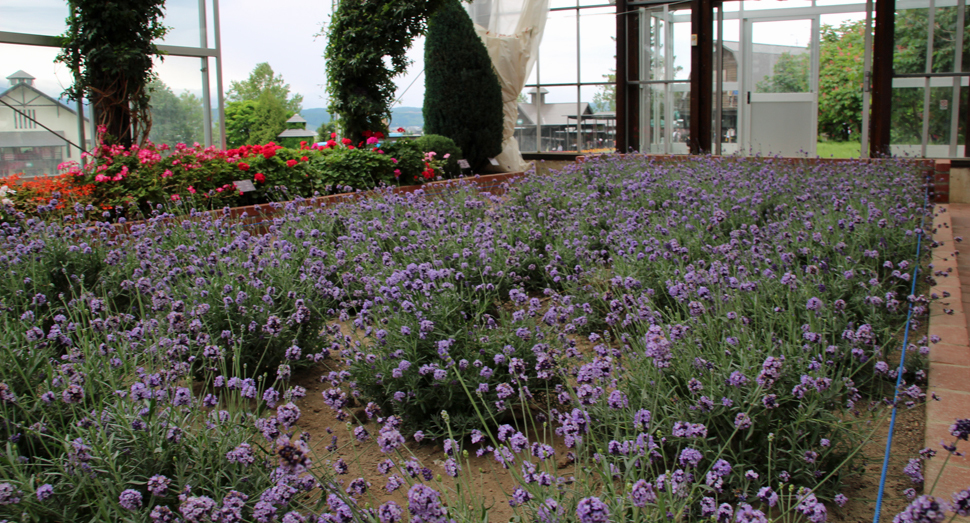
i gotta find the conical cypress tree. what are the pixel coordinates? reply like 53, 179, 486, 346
423, 0, 504, 171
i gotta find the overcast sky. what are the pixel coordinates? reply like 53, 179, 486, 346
1, 0, 864, 111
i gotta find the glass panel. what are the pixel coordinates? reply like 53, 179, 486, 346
894, 6, 968, 76
160, 0, 203, 48
928, 86, 952, 145
526, 86, 578, 152
149, 55, 205, 148
0, 44, 90, 179
890, 85, 924, 155
581, 84, 614, 151
750, 20, 813, 93
672, 18, 693, 81
641, 84, 667, 153
671, 83, 691, 154
538, 10, 578, 84
929, 6, 964, 74
550, 0, 577, 8
579, 6, 616, 84
642, 11, 667, 82
0, 0, 69, 37
817, 17, 865, 143
585, 79, 614, 113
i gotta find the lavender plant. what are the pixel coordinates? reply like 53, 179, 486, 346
0, 154, 942, 522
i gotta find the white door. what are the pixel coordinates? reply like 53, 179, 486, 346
741, 17, 819, 157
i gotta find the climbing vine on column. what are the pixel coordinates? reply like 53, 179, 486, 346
324, 0, 445, 144
57, 0, 169, 147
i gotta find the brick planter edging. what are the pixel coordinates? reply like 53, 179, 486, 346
925, 205, 970, 508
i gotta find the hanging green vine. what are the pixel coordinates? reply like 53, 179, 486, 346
56, 1, 168, 147
324, 0, 446, 143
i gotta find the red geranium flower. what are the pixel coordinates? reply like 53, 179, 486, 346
286, 159, 298, 168
362, 130, 373, 138
238, 162, 250, 171
301, 156, 308, 162
254, 172, 266, 183
341, 138, 352, 145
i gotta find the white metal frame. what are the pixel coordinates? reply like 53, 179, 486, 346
740, 14, 820, 156
0, 0, 227, 153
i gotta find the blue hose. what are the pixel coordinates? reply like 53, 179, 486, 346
872, 183, 931, 523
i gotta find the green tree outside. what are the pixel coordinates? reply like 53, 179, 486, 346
147, 79, 204, 147
223, 63, 300, 147
224, 100, 260, 148
227, 62, 303, 114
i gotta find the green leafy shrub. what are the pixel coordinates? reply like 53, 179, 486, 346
416, 134, 463, 178
382, 139, 426, 184
423, 0, 504, 171
317, 147, 396, 190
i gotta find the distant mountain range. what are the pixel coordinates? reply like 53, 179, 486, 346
299, 107, 424, 132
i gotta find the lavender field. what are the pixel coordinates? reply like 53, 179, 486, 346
1, 155, 967, 523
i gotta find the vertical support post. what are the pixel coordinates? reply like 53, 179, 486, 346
689, 0, 713, 155
616, 0, 630, 152
199, 0, 213, 148
869, 0, 895, 158
715, 0, 723, 156
920, 0, 935, 158
213, 0, 227, 149
576, 0, 583, 153
860, 0, 873, 157
948, 0, 964, 157
965, 83, 970, 158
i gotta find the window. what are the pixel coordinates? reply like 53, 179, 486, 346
14, 109, 37, 130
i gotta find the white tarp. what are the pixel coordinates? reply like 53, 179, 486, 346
466, 0, 549, 172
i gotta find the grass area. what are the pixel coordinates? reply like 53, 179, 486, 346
817, 140, 863, 158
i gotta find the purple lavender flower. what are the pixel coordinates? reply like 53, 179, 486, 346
378, 501, 404, 523
407, 484, 448, 523
0, 483, 21, 505
952, 488, 970, 516
629, 479, 656, 507
150, 505, 178, 522
903, 458, 924, 483
148, 475, 170, 496
950, 418, 970, 441
734, 504, 769, 523
119, 489, 143, 510
734, 412, 752, 430
679, 447, 703, 468
226, 442, 255, 466
509, 487, 533, 507
180, 496, 217, 522
893, 495, 947, 523
327, 494, 355, 523
758, 487, 779, 507
575, 496, 610, 523
35, 483, 53, 501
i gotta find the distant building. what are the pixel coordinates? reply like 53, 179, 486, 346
514, 88, 612, 152
0, 71, 90, 178
277, 114, 317, 146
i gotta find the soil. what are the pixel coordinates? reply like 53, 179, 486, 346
834, 404, 926, 523
283, 355, 927, 523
